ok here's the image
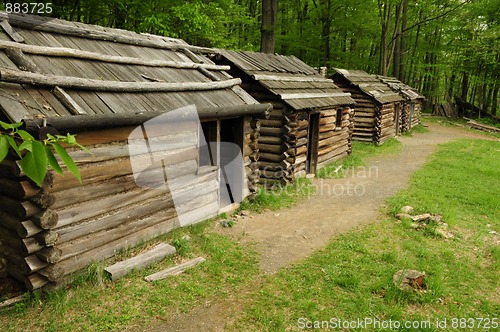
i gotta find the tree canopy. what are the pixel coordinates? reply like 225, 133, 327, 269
3, 0, 499, 115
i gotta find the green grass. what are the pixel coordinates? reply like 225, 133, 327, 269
1, 138, 498, 332
423, 116, 500, 138
238, 177, 314, 213
0, 220, 260, 331
317, 138, 402, 179
230, 138, 500, 331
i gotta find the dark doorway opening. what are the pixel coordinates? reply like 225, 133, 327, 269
219, 118, 244, 207
306, 113, 320, 174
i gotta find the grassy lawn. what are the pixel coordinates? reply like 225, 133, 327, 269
230, 138, 499, 331
1, 137, 498, 331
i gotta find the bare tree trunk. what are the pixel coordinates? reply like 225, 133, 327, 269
320, 0, 332, 67
261, 0, 278, 53
492, 82, 499, 116
398, 0, 408, 81
378, 0, 393, 75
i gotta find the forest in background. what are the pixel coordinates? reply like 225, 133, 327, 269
2, 0, 499, 115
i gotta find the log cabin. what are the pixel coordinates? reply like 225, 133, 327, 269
0, 12, 270, 290
377, 76, 425, 132
331, 69, 405, 145
212, 50, 356, 187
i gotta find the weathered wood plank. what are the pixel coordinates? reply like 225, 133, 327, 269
144, 257, 206, 282
104, 243, 176, 280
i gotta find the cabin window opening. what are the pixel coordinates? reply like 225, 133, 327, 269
335, 109, 343, 128
199, 121, 217, 167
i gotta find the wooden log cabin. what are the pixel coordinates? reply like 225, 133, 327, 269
377, 76, 425, 132
331, 69, 405, 145
0, 12, 270, 290
212, 50, 356, 187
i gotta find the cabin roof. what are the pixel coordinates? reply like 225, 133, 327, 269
332, 68, 405, 104
0, 12, 259, 123
216, 50, 355, 110
377, 76, 425, 101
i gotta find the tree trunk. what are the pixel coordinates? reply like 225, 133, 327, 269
378, 0, 393, 75
320, 0, 332, 67
261, 0, 278, 53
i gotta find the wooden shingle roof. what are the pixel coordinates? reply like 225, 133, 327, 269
377, 76, 425, 101
333, 68, 404, 104
0, 12, 259, 123
216, 50, 355, 110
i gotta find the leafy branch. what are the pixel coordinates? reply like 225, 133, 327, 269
0, 121, 90, 187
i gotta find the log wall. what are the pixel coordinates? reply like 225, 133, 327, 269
376, 103, 398, 145
0, 159, 60, 290
242, 82, 353, 187
333, 81, 401, 145
316, 107, 354, 169
1, 118, 260, 289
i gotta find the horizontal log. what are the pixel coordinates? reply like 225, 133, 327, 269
34, 230, 59, 247
258, 161, 285, 172
259, 126, 283, 136
104, 243, 177, 280
319, 124, 336, 133
31, 209, 58, 230
37, 265, 65, 283
0, 225, 43, 255
35, 247, 62, 264
259, 152, 285, 163
0, 195, 41, 219
0, 40, 229, 71
0, 12, 215, 54
258, 135, 283, 145
320, 116, 336, 126
318, 144, 349, 165
29, 190, 56, 209
18, 220, 43, 238
258, 119, 283, 127
3, 67, 242, 93
6, 264, 48, 290
259, 143, 285, 154
318, 132, 349, 148
4, 247, 49, 274
0, 159, 23, 178
0, 178, 40, 200
56, 211, 180, 276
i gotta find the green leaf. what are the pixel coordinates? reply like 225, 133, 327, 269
5, 136, 21, 158
66, 133, 77, 145
76, 143, 92, 154
0, 136, 9, 162
53, 143, 81, 182
16, 130, 35, 142
19, 141, 48, 187
0, 121, 22, 130
18, 140, 32, 152
45, 145, 63, 175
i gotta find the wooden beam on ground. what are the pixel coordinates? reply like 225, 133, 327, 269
104, 243, 176, 280
144, 257, 206, 282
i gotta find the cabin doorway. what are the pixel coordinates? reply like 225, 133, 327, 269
306, 113, 320, 174
394, 103, 401, 135
219, 118, 244, 208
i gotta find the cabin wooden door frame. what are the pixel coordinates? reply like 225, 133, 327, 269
306, 112, 320, 174
219, 117, 244, 208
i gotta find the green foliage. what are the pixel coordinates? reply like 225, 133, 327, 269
0, 121, 89, 187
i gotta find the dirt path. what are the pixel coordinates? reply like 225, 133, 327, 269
149, 122, 497, 331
